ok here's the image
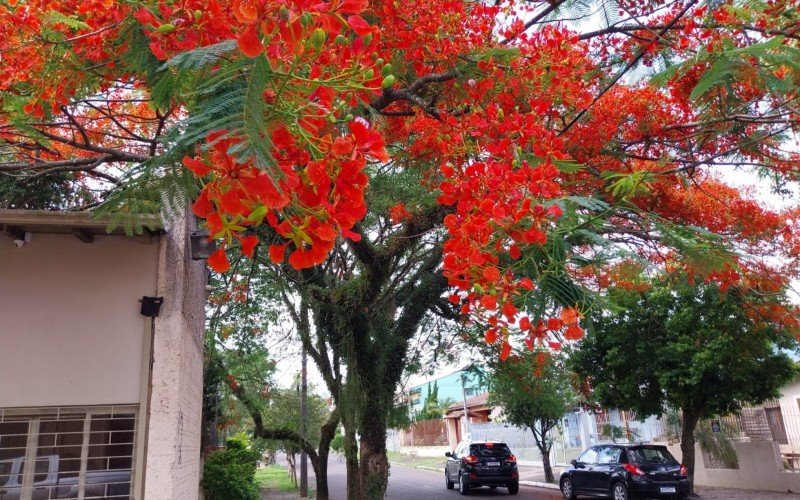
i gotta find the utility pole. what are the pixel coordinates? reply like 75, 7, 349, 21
300, 346, 308, 497
460, 373, 470, 441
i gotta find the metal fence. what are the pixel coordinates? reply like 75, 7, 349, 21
386, 400, 800, 471
590, 402, 800, 472
594, 410, 668, 443
467, 421, 583, 465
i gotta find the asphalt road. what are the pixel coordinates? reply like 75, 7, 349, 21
303, 455, 561, 499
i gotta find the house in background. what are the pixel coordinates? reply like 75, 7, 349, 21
0, 209, 206, 500
771, 362, 800, 456
444, 392, 493, 447
404, 366, 486, 415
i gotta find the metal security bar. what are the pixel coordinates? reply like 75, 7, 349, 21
0, 405, 137, 500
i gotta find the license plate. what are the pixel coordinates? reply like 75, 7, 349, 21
660, 487, 676, 493
486, 461, 500, 467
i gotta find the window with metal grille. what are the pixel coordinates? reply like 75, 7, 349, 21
0, 405, 137, 500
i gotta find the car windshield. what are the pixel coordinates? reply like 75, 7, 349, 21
469, 443, 511, 457
628, 447, 678, 464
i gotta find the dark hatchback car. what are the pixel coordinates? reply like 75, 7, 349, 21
445, 441, 519, 495
559, 444, 689, 500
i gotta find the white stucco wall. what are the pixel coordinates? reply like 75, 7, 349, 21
142, 214, 206, 500
663, 440, 800, 493
0, 233, 158, 407
778, 376, 800, 453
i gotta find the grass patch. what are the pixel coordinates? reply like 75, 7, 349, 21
254, 465, 301, 493
387, 451, 446, 471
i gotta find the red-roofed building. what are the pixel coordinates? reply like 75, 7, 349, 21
444, 392, 492, 447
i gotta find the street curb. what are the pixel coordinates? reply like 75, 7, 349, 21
520, 480, 560, 490
389, 461, 441, 472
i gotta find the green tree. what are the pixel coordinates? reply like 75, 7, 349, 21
572, 280, 798, 490
202, 254, 342, 498
488, 351, 575, 483
260, 387, 331, 485
418, 382, 439, 420
416, 382, 454, 421
0, 173, 94, 209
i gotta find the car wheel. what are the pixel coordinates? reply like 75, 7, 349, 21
612, 482, 628, 500
507, 482, 519, 495
560, 477, 577, 500
459, 472, 470, 495
446, 471, 454, 490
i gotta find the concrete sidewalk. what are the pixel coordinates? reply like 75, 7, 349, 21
259, 490, 302, 500
518, 462, 563, 483
693, 486, 798, 499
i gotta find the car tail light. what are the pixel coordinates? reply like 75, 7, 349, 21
507, 454, 517, 463
680, 465, 688, 476
464, 455, 479, 464
623, 463, 645, 476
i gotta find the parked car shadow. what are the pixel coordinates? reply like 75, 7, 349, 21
443, 485, 519, 496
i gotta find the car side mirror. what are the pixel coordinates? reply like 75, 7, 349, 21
570, 459, 577, 466
445, 452, 453, 458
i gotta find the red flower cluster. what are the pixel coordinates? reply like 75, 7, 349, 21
187, 119, 387, 272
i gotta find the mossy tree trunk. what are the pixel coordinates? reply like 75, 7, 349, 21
680, 406, 702, 495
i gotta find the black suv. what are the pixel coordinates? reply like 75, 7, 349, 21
445, 441, 519, 495
559, 444, 689, 500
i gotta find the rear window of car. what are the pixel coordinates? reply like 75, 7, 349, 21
470, 443, 512, 457
628, 447, 678, 464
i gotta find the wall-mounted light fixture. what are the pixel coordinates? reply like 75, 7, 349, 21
140, 296, 164, 317
190, 231, 217, 260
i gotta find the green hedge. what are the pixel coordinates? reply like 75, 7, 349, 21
202, 435, 262, 500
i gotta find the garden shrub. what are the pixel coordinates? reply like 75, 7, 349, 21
202, 434, 262, 500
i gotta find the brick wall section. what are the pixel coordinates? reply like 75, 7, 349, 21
144, 211, 206, 500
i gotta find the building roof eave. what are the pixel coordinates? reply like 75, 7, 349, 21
0, 209, 163, 239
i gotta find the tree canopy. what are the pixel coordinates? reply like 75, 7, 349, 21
572, 279, 798, 484
574, 280, 798, 419
488, 350, 575, 483
2, 0, 799, 344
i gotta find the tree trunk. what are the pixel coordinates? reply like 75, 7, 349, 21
680, 409, 701, 495
541, 446, 555, 483
314, 410, 339, 500
312, 455, 328, 500
356, 393, 390, 499
358, 420, 389, 499
200, 413, 218, 452
287, 453, 297, 486
530, 420, 557, 483
343, 425, 361, 500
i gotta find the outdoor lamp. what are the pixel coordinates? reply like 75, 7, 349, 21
190, 231, 217, 260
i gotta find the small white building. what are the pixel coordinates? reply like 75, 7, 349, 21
774, 363, 800, 456
0, 209, 206, 500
